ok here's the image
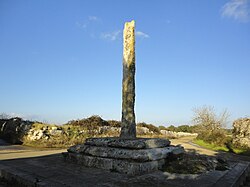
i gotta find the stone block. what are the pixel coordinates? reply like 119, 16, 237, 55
63, 153, 165, 175
68, 144, 183, 162
84, 137, 170, 149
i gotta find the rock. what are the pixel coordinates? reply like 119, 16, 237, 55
27, 129, 45, 141
50, 129, 63, 136
63, 153, 165, 175
136, 126, 150, 135
51, 126, 58, 130
232, 118, 250, 148
0, 118, 33, 144
68, 144, 183, 162
160, 130, 197, 138
85, 137, 171, 149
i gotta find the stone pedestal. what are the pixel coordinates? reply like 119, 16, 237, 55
63, 137, 184, 175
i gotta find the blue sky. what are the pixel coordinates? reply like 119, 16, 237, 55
0, 0, 250, 126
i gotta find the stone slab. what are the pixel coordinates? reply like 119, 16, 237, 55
213, 162, 250, 187
63, 152, 165, 175
84, 137, 171, 149
68, 144, 184, 162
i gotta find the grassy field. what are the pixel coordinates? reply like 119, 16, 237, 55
193, 139, 250, 156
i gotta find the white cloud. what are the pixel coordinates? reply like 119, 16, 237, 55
221, 0, 250, 22
101, 30, 121, 41
135, 31, 150, 39
88, 16, 98, 21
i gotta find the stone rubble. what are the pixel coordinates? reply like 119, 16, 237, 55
232, 118, 250, 148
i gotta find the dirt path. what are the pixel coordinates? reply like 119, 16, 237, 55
170, 136, 250, 162
170, 136, 217, 155
0, 139, 66, 160
0, 137, 249, 162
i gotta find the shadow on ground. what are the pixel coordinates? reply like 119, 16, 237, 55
0, 148, 249, 187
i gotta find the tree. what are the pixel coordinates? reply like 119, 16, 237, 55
166, 125, 177, 132
192, 106, 229, 145
193, 106, 229, 131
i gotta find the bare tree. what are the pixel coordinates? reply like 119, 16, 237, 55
192, 106, 230, 145
193, 106, 229, 131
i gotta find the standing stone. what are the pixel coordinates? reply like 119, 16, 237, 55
120, 20, 136, 139
64, 20, 184, 175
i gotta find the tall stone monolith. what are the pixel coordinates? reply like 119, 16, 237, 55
64, 20, 184, 175
120, 20, 136, 139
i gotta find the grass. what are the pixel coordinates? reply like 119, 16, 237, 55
193, 139, 250, 156
193, 139, 229, 152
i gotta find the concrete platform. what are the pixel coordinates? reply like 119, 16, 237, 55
0, 153, 249, 187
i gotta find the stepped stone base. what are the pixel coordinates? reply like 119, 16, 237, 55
63, 153, 166, 175
63, 137, 184, 175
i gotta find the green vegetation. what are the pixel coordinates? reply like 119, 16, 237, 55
193, 139, 229, 152
190, 107, 250, 156
192, 106, 229, 146
1, 112, 249, 155
21, 116, 122, 148
164, 125, 198, 133
193, 139, 250, 156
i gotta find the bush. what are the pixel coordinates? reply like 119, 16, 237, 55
164, 125, 198, 133
159, 126, 167, 130
65, 115, 109, 130
166, 125, 178, 132
107, 120, 121, 127
196, 129, 228, 146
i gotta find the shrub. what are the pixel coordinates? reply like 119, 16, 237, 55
64, 115, 109, 130
159, 126, 167, 130
107, 120, 121, 127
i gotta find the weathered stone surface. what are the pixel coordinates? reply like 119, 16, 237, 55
63, 153, 165, 175
120, 20, 136, 139
0, 118, 33, 144
232, 118, 250, 148
68, 144, 183, 161
85, 137, 170, 149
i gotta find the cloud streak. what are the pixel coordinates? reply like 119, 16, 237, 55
221, 0, 250, 22
135, 31, 150, 39
101, 30, 121, 41
88, 16, 98, 21
76, 16, 99, 29
76, 21, 87, 29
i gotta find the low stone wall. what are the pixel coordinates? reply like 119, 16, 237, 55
0, 118, 198, 146
232, 118, 250, 148
160, 130, 198, 138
